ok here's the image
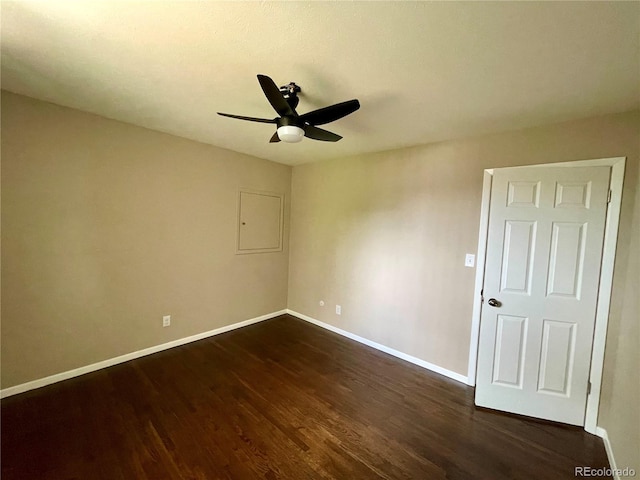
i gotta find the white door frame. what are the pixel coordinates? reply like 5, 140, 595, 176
466, 157, 626, 434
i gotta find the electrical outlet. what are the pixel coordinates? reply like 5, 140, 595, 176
336, 305, 341, 315
163, 315, 171, 327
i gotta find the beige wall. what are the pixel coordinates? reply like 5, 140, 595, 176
289, 110, 639, 469
1, 91, 291, 388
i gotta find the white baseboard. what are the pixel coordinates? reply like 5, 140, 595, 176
595, 427, 618, 478
2, 309, 470, 398
0, 309, 287, 399
287, 309, 470, 385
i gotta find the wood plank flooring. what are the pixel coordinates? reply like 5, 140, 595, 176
1, 314, 611, 479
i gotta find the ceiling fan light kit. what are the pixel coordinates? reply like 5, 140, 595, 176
276, 125, 304, 143
218, 74, 360, 144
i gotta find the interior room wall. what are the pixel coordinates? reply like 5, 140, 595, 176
288, 110, 639, 469
1, 91, 291, 389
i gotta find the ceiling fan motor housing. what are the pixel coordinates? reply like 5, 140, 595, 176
276, 115, 304, 128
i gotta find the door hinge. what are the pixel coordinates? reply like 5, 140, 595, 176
587, 381, 592, 395
607, 189, 612, 203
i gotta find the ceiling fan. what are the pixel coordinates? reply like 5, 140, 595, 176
217, 74, 360, 143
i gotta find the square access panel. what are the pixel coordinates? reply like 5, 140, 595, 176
237, 190, 284, 254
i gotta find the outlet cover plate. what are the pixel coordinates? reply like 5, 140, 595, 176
465, 254, 475, 267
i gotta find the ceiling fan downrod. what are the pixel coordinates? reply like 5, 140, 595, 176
279, 82, 301, 110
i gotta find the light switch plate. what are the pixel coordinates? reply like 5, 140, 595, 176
465, 254, 475, 267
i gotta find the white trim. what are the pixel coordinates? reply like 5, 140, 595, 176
467, 170, 493, 386
467, 157, 626, 431
595, 427, 618, 478
584, 158, 625, 433
287, 309, 470, 385
521, 157, 625, 169
0, 309, 287, 399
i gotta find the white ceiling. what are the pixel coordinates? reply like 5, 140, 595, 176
2, 1, 639, 166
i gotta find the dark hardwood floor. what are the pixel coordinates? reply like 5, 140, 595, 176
2, 314, 610, 479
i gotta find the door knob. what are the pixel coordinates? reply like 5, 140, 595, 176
487, 298, 501, 307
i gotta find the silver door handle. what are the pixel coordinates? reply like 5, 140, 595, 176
487, 298, 501, 307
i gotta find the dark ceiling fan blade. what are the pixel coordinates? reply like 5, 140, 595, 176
299, 99, 360, 126
304, 125, 343, 142
217, 112, 276, 124
269, 131, 281, 143
257, 74, 295, 117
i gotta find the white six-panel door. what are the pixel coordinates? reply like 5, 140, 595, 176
475, 165, 610, 426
